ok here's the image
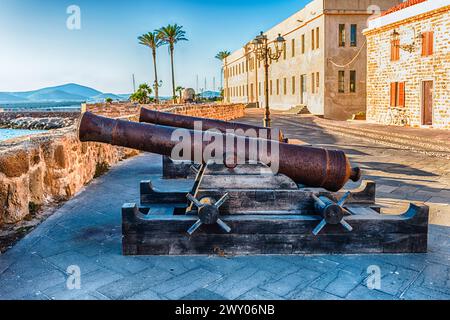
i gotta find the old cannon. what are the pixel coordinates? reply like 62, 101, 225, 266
79, 112, 360, 192
78, 112, 429, 256
139, 107, 287, 142
140, 107, 289, 178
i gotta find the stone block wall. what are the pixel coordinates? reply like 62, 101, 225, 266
0, 102, 246, 226
365, 6, 450, 129
163, 103, 246, 121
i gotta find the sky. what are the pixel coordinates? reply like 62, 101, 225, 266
0, 0, 309, 95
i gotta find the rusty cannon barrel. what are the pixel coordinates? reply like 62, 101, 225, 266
140, 107, 286, 142
79, 112, 361, 192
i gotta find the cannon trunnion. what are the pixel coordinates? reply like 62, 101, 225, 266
122, 161, 428, 256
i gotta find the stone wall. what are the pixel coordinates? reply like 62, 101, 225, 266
84, 102, 246, 121
365, 5, 450, 129
0, 102, 246, 226
162, 103, 246, 121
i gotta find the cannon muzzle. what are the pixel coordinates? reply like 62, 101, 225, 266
79, 112, 361, 192
140, 107, 286, 142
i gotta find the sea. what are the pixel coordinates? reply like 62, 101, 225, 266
0, 101, 82, 112
0, 129, 47, 142
0, 101, 81, 141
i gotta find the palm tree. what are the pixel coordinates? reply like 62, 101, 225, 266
176, 86, 185, 101
138, 32, 163, 103
157, 24, 188, 100
215, 51, 231, 102
130, 83, 153, 104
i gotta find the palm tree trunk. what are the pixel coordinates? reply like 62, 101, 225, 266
152, 49, 159, 103
170, 44, 176, 100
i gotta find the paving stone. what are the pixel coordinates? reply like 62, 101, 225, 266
44, 269, 123, 300
149, 256, 210, 275
206, 267, 272, 300
311, 268, 365, 298
181, 288, 228, 300
233, 256, 299, 280
401, 285, 450, 300
197, 256, 247, 276
260, 269, 321, 297
3, 269, 67, 299
409, 263, 450, 295
289, 287, 343, 300
277, 256, 340, 274
238, 288, 284, 300
152, 268, 222, 300
45, 251, 101, 274
126, 289, 165, 300
93, 252, 150, 275
346, 285, 396, 300
96, 267, 173, 299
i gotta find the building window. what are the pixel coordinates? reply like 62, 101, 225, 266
292, 76, 296, 95
350, 70, 356, 93
283, 42, 287, 60
259, 82, 261, 96
283, 78, 287, 95
338, 71, 345, 93
316, 72, 319, 91
276, 79, 280, 95
390, 82, 405, 107
311, 29, 315, 50
339, 24, 346, 47
270, 80, 273, 95
311, 73, 315, 94
422, 31, 434, 56
316, 27, 320, 49
350, 24, 357, 47
292, 39, 295, 57
301, 34, 305, 53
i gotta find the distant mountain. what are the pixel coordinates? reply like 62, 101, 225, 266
0, 83, 130, 104
0, 92, 28, 103
26, 90, 88, 102
200, 91, 221, 99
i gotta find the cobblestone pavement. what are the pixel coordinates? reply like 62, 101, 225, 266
0, 111, 449, 300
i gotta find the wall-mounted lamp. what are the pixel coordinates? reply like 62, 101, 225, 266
391, 29, 416, 53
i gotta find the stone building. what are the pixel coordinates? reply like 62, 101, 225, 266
223, 0, 401, 120
364, 0, 450, 129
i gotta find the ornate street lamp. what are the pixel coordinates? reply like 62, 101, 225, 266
391, 29, 416, 53
251, 32, 286, 128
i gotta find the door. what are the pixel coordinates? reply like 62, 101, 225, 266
422, 81, 433, 125
300, 75, 306, 104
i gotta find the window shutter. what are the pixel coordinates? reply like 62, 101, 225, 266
428, 31, 434, 55
422, 32, 434, 56
398, 82, 405, 107
390, 83, 396, 107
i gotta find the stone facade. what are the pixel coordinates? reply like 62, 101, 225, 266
364, 0, 450, 129
224, 0, 401, 120
0, 103, 246, 226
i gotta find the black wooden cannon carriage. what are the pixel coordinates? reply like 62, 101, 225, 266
78, 110, 429, 256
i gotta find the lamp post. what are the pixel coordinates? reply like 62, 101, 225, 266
251, 32, 286, 128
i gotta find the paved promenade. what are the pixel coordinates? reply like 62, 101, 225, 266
0, 111, 449, 300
